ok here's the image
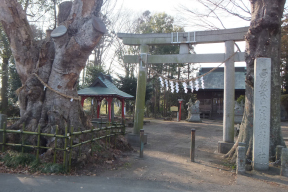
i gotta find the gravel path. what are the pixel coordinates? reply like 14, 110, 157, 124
99, 118, 288, 191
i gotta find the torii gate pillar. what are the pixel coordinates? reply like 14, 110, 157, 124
218, 40, 235, 153
133, 44, 149, 135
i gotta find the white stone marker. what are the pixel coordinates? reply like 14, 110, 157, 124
253, 58, 271, 171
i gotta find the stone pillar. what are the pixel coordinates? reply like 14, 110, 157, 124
133, 44, 148, 135
218, 41, 234, 154
280, 148, 288, 177
0, 114, 7, 143
223, 40, 235, 143
237, 145, 246, 175
276, 145, 284, 165
253, 58, 271, 171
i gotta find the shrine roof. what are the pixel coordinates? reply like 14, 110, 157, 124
78, 73, 134, 99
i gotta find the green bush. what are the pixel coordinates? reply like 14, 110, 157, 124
3, 151, 36, 168
236, 95, 245, 104
1, 151, 65, 174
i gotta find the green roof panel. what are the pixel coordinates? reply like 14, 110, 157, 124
78, 73, 134, 99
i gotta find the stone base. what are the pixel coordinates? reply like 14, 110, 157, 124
125, 133, 147, 147
187, 113, 202, 122
218, 141, 234, 154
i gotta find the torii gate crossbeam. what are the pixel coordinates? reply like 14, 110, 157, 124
117, 27, 248, 153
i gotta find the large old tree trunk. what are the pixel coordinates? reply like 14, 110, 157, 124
0, 0, 105, 145
226, 0, 286, 161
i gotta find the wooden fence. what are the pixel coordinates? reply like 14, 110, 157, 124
0, 120, 125, 172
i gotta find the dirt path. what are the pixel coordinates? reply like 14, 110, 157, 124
98, 119, 288, 191
1, 119, 288, 191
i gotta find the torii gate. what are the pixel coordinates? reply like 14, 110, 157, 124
117, 27, 248, 153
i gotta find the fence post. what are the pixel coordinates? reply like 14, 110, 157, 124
121, 119, 126, 135
190, 129, 196, 162
280, 148, 288, 177
53, 126, 58, 164
140, 129, 144, 158
63, 126, 68, 171
114, 123, 117, 148
100, 118, 103, 129
21, 123, 25, 154
0, 114, 7, 151
69, 126, 74, 172
105, 126, 107, 149
36, 125, 41, 163
108, 127, 111, 146
1, 122, 6, 152
79, 130, 82, 158
90, 126, 93, 156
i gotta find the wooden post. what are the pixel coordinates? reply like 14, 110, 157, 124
105, 126, 107, 149
121, 99, 125, 119
140, 129, 144, 158
190, 129, 196, 162
106, 97, 113, 122
81, 96, 87, 107
121, 118, 126, 135
2, 122, 6, 152
90, 126, 94, 156
53, 126, 58, 164
36, 125, 41, 163
178, 99, 183, 121
0, 114, 7, 151
108, 128, 111, 146
114, 123, 117, 148
63, 126, 68, 170
21, 123, 25, 154
79, 137, 82, 158
97, 99, 101, 118
69, 126, 74, 172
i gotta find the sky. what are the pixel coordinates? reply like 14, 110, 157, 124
113, 0, 250, 68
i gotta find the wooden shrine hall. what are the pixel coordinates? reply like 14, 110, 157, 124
78, 73, 134, 121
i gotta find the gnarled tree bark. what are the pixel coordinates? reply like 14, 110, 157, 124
226, 0, 286, 162
0, 0, 105, 146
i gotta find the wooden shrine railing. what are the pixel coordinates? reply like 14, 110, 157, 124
0, 121, 125, 172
